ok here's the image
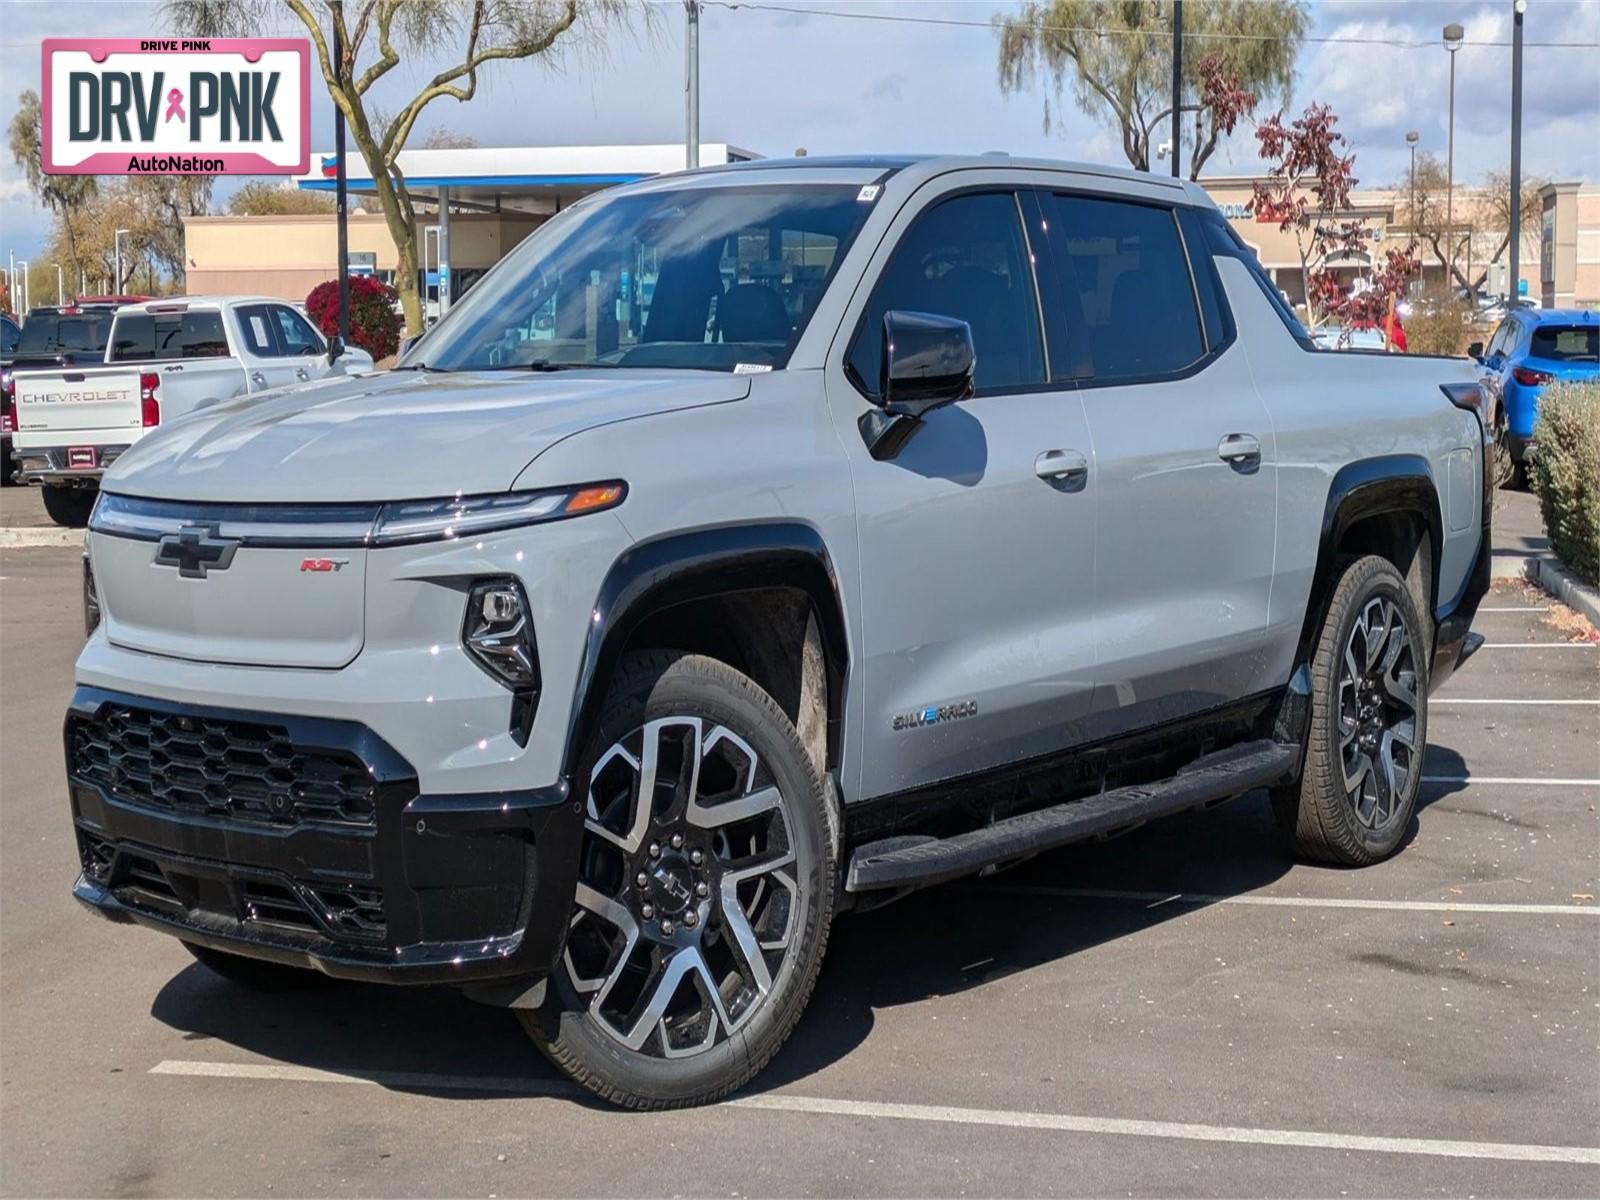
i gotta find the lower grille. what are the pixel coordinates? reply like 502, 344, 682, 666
69, 703, 378, 827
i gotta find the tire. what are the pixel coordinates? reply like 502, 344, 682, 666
1495, 414, 1526, 490
41, 484, 96, 527
183, 942, 322, 991
521, 651, 838, 1109
1272, 555, 1429, 866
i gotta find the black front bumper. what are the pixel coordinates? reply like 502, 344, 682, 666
67, 687, 581, 987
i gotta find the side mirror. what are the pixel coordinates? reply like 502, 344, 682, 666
1466, 341, 1484, 361
859, 310, 975, 460
397, 332, 419, 360
326, 334, 346, 365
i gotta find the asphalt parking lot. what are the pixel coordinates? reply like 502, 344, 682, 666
1, 495, 1596, 1197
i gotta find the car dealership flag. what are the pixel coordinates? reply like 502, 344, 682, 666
42, 38, 309, 175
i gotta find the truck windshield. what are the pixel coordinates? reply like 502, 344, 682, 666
408, 184, 871, 373
16, 311, 114, 358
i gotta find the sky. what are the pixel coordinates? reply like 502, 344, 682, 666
2, 0, 1597, 269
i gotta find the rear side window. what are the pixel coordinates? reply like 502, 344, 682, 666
848, 191, 1045, 395
1041, 194, 1204, 382
111, 311, 230, 361
1529, 324, 1599, 362
234, 305, 279, 357
1197, 208, 1315, 349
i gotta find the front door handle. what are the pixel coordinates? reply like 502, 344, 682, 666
295, 367, 310, 381
1217, 433, 1262, 465
1035, 448, 1089, 483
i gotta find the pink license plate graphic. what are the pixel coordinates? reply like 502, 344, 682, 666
67, 447, 97, 470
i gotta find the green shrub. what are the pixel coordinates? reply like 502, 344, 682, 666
1528, 382, 1600, 586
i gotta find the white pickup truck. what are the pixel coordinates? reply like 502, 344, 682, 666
12, 295, 375, 525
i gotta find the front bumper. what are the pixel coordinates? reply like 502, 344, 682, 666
67, 686, 581, 986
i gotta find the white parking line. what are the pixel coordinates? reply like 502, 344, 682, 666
1421, 775, 1600, 787
979, 886, 1599, 916
1479, 606, 1551, 613
147, 1060, 1600, 1165
1432, 698, 1600, 705
1478, 642, 1596, 649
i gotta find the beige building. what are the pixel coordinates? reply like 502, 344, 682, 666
1538, 181, 1600, 309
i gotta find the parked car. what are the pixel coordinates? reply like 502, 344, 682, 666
11, 295, 375, 525
66, 155, 1491, 1109
3, 301, 137, 490
1470, 307, 1600, 486
0, 311, 20, 486
1310, 324, 1389, 351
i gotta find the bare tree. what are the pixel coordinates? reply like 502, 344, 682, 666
166, 1, 633, 333
1398, 152, 1543, 294
996, 0, 1307, 178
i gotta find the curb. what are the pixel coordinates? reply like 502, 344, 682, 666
1531, 556, 1600, 631
0, 527, 84, 549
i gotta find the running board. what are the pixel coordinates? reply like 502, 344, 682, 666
846, 740, 1296, 893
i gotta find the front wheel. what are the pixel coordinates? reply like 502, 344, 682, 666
1272, 555, 1428, 865
521, 652, 837, 1109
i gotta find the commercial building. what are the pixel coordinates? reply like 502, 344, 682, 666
181, 145, 1596, 314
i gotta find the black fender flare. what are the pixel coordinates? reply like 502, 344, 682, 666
1293, 454, 1444, 670
559, 521, 851, 781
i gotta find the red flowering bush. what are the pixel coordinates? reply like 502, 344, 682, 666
305, 275, 402, 361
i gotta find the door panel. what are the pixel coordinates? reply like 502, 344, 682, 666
830, 189, 1098, 800
1037, 192, 1277, 735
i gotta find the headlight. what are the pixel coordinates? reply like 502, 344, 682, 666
463, 578, 539, 691
371, 482, 625, 546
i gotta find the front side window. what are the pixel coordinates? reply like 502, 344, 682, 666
1529, 324, 1599, 362
1044, 195, 1204, 382
848, 191, 1045, 395
273, 306, 324, 355
410, 185, 871, 373
110, 311, 229, 361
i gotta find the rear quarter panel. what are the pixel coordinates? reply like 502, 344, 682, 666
1217, 258, 1484, 678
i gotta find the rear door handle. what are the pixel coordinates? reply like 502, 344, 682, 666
1217, 433, 1262, 464
1035, 448, 1089, 483
250, 370, 268, 389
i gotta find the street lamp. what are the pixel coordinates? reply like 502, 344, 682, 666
1443, 22, 1464, 292
1405, 130, 1420, 251
1509, 0, 1526, 306
113, 228, 130, 295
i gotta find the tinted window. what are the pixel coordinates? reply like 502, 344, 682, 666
1042, 195, 1203, 382
849, 191, 1044, 394
16, 310, 114, 358
1198, 209, 1315, 349
273, 306, 324, 355
110, 311, 230, 361
1485, 319, 1512, 359
413, 185, 869, 373
234, 305, 279, 357
1529, 324, 1599, 362
1, 317, 18, 356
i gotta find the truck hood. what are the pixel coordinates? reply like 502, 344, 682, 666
102, 368, 749, 502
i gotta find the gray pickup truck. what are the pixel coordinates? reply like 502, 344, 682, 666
65, 155, 1491, 1109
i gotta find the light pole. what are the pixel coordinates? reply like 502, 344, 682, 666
113, 228, 131, 295
1509, 0, 1525, 305
1443, 23, 1464, 293
57, 264, 65, 304
1170, 0, 1183, 178
19, 262, 29, 313
684, 0, 700, 169
1405, 130, 1420, 251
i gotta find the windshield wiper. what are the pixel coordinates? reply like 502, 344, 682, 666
394, 361, 444, 372
479, 359, 621, 372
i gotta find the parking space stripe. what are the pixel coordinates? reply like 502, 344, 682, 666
1432, 698, 1600, 705
1420, 775, 1600, 787
1478, 606, 1551, 613
147, 1060, 1600, 1165
1477, 642, 1597, 649
979, 886, 1599, 916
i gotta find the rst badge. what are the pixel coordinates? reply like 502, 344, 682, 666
42, 38, 309, 175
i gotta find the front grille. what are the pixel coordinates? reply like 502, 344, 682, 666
70, 703, 378, 827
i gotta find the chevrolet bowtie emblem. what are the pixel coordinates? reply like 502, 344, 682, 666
153, 524, 240, 579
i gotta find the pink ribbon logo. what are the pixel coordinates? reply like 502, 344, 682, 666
164, 87, 185, 123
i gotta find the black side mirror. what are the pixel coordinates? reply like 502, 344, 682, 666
1466, 341, 1484, 361
859, 310, 975, 460
326, 334, 346, 365
397, 332, 419, 360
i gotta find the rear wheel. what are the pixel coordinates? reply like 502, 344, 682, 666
1495, 414, 1525, 490
41, 484, 95, 527
521, 652, 837, 1109
1272, 555, 1428, 865
183, 942, 322, 991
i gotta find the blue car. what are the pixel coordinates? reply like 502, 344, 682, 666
1472, 308, 1600, 485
